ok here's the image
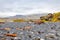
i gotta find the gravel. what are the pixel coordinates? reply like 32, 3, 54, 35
0, 22, 60, 40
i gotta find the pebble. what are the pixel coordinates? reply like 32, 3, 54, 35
0, 22, 60, 40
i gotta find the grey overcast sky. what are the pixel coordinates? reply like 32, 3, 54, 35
0, 0, 60, 17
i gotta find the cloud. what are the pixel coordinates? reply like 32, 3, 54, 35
0, 12, 17, 17
0, 0, 60, 17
